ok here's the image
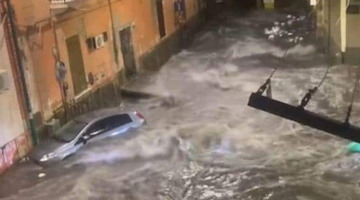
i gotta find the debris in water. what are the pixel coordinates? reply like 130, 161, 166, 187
38, 173, 46, 178
161, 95, 177, 107
18, 157, 29, 163
264, 192, 274, 200
347, 142, 360, 153
264, 28, 271, 35
299, 16, 306, 21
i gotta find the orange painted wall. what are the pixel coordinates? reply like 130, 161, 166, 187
111, 0, 158, 57
27, 28, 62, 119
13, 0, 202, 120
163, 0, 199, 37
56, 5, 114, 100
163, 0, 177, 36
12, 0, 50, 27
82, 6, 114, 81
0, 21, 26, 147
185, 0, 197, 19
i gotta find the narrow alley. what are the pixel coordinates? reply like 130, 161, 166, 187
1, 6, 360, 200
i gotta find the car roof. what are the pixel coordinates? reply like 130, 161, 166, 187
75, 107, 128, 123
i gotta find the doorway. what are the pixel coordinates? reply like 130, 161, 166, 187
119, 27, 137, 78
233, 0, 257, 9
66, 35, 87, 95
156, 0, 166, 38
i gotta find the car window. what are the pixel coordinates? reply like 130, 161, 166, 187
83, 114, 133, 139
84, 120, 106, 138
106, 114, 133, 130
117, 114, 133, 125
54, 120, 88, 143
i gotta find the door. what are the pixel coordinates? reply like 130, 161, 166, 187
156, 0, 166, 38
119, 27, 137, 78
66, 35, 87, 95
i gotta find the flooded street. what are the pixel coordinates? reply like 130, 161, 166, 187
1, 10, 360, 200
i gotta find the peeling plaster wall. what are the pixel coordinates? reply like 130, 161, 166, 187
111, 0, 158, 58
12, 0, 204, 123
12, 0, 50, 27
56, 6, 114, 100
27, 28, 61, 120
163, 0, 177, 36
19, 37, 41, 114
0, 24, 25, 147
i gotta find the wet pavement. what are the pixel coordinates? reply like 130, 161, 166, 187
1, 10, 360, 200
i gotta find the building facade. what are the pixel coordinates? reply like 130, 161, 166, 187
0, 0, 32, 174
12, 0, 205, 120
0, 0, 206, 174
315, 0, 360, 65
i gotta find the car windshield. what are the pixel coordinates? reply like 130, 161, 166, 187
53, 120, 88, 143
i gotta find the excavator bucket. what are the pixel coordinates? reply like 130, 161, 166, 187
248, 92, 360, 143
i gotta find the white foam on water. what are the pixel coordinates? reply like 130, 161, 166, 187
223, 37, 284, 59
55, 35, 360, 200
287, 44, 316, 56
4, 11, 360, 200
69, 128, 179, 165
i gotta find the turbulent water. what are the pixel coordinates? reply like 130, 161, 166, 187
1, 11, 360, 200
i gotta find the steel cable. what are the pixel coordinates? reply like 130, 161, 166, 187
345, 67, 360, 124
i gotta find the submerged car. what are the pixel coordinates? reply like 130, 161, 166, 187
30, 108, 146, 164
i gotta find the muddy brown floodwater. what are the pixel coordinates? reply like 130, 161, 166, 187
1, 10, 360, 200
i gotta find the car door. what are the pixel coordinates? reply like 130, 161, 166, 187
78, 120, 107, 144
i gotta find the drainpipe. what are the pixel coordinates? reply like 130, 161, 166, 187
327, 0, 331, 57
49, 7, 68, 120
4, 0, 38, 145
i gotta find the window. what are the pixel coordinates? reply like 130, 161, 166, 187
83, 114, 133, 139
54, 120, 88, 143
105, 114, 133, 131
174, 0, 186, 26
156, 0, 166, 38
83, 120, 107, 140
